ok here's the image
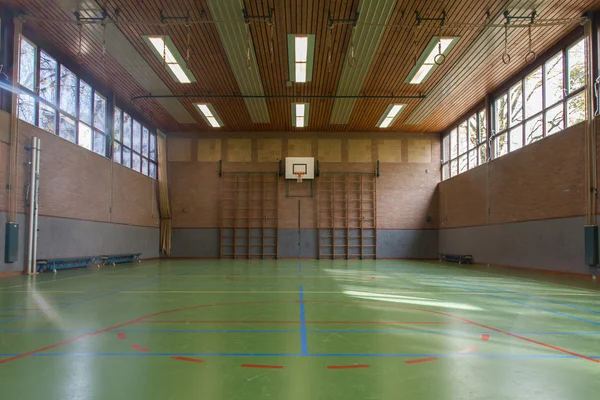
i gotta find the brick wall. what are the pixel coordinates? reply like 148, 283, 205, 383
439, 122, 586, 229
0, 117, 159, 228
168, 133, 441, 231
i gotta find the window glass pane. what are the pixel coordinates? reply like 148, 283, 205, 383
93, 131, 105, 156
494, 94, 507, 132
458, 123, 467, 155
479, 110, 487, 142
495, 132, 508, 158
149, 134, 157, 161
142, 127, 149, 157
38, 103, 55, 133
79, 80, 92, 124
509, 82, 523, 126
113, 142, 122, 164
132, 153, 141, 172
93, 93, 106, 132
450, 128, 458, 159
19, 37, 36, 91
468, 149, 477, 169
123, 147, 131, 168
17, 94, 35, 124
149, 162, 157, 179
468, 115, 478, 149
450, 160, 457, 177
59, 66, 77, 116
568, 39, 586, 93
442, 135, 449, 162
442, 163, 449, 181
478, 144, 487, 164
524, 67, 543, 118
509, 126, 523, 152
78, 123, 92, 150
525, 115, 543, 145
142, 158, 149, 176
567, 91, 586, 127
39, 51, 57, 104
545, 103, 564, 136
458, 154, 467, 174
123, 113, 132, 147
114, 108, 122, 142
59, 114, 76, 143
132, 121, 142, 153
545, 52, 564, 106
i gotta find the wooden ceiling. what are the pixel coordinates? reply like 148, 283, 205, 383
5, 0, 599, 133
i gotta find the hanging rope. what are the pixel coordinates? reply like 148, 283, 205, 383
347, 25, 357, 67
326, 24, 333, 72
77, 22, 83, 61
525, 24, 537, 63
502, 24, 511, 64
101, 22, 107, 65
246, 23, 252, 70
434, 21, 445, 65
268, 20, 274, 64
185, 22, 192, 62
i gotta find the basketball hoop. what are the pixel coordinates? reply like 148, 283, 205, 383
294, 171, 305, 183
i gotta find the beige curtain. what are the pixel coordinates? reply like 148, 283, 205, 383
157, 132, 172, 255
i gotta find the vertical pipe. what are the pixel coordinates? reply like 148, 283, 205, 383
32, 138, 41, 272
26, 137, 37, 274
8, 19, 22, 223
584, 19, 597, 225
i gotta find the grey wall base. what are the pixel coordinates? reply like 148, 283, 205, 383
169, 228, 438, 259
0, 212, 159, 274
439, 216, 596, 275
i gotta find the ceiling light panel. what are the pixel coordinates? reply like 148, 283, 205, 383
143, 35, 196, 84
292, 103, 309, 128
377, 104, 406, 128
405, 36, 460, 85
195, 103, 224, 128
288, 35, 315, 83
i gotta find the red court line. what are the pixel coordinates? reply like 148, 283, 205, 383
328, 364, 369, 369
171, 356, 204, 364
481, 334, 490, 341
117, 332, 127, 340
130, 344, 149, 353
241, 364, 284, 369
2, 299, 598, 365
141, 320, 467, 325
457, 346, 478, 354
405, 357, 438, 364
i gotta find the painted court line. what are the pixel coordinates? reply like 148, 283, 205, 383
241, 364, 284, 369
118, 332, 127, 340
405, 357, 438, 364
457, 346, 478, 354
140, 320, 469, 325
481, 334, 490, 341
328, 364, 369, 369
171, 356, 204, 364
130, 344, 150, 353
299, 286, 308, 356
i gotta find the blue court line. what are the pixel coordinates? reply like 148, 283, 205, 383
0, 353, 598, 359
299, 285, 308, 355
0, 268, 203, 326
448, 277, 600, 316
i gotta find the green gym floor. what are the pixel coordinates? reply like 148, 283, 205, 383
0, 260, 599, 399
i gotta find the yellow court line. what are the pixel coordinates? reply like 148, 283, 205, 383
118, 290, 600, 296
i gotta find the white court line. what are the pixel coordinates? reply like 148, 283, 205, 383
117, 290, 600, 295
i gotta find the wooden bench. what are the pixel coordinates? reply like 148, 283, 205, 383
37, 253, 142, 273
439, 254, 473, 264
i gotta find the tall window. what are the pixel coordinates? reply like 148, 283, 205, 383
492, 38, 587, 158
441, 109, 487, 180
113, 107, 157, 178
17, 35, 108, 156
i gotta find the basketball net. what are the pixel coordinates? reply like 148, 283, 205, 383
294, 171, 305, 183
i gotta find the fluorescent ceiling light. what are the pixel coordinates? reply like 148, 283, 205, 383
143, 35, 196, 84
194, 103, 223, 128
288, 35, 315, 83
377, 104, 406, 128
292, 103, 309, 128
405, 36, 459, 85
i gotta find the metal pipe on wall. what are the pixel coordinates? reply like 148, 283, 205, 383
584, 18, 597, 226
32, 138, 41, 273
26, 137, 40, 275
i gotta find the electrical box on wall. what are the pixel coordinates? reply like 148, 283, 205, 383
5, 223, 19, 263
584, 225, 598, 266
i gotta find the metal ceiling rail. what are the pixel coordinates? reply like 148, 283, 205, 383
130, 94, 426, 103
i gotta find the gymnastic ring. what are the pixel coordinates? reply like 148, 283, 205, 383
525, 50, 537, 64
347, 55, 358, 68
434, 53, 446, 66
501, 53, 511, 65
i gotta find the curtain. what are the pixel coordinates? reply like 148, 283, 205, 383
157, 131, 172, 255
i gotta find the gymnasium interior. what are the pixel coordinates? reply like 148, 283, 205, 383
0, 0, 600, 399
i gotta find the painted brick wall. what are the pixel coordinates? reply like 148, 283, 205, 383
439, 123, 586, 229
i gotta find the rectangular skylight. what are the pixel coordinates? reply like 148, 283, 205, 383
288, 35, 315, 83
292, 103, 309, 128
377, 104, 406, 128
194, 103, 223, 128
143, 35, 196, 84
405, 36, 459, 84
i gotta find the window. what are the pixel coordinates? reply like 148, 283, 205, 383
113, 107, 158, 178
491, 37, 587, 158
17, 36, 109, 156
441, 108, 487, 180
